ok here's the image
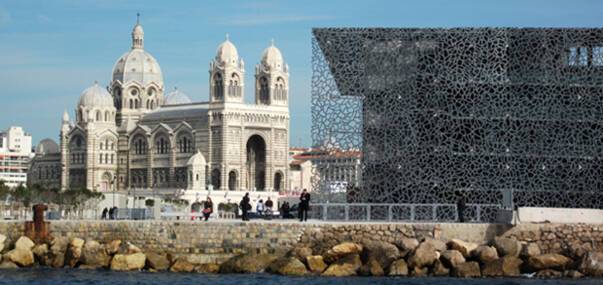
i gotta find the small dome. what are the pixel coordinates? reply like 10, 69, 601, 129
78, 82, 114, 108
112, 49, 163, 87
215, 36, 239, 65
36, 138, 59, 154
187, 151, 206, 166
261, 44, 284, 68
132, 23, 144, 35
164, 88, 192, 105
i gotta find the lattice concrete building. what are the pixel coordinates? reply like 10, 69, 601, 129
312, 28, 603, 211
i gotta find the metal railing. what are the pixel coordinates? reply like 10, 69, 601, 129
308, 203, 502, 223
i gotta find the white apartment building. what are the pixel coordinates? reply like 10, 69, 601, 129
0, 126, 34, 188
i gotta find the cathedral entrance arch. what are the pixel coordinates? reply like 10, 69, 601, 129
246, 135, 266, 191
100, 172, 112, 192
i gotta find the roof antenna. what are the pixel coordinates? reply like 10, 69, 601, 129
136, 12, 140, 24
225, 33, 230, 41
271, 38, 275, 46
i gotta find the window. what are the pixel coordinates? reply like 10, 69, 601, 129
177, 135, 192, 153
133, 137, 147, 155
213, 73, 223, 100
156, 137, 169, 154
259, 77, 269, 104
594, 47, 603, 66
568, 46, 603, 66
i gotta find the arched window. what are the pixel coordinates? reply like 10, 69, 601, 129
129, 99, 134, 109
155, 136, 169, 154
177, 133, 193, 153
228, 170, 237, 191
229, 73, 241, 97
274, 172, 283, 192
105, 111, 110, 121
132, 136, 147, 155
78, 110, 83, 122
259, 77, 270, 104
146, 100, 150, 109
213, 73, 223, 100
211, 169, 221, 189
95, 110, 101, 121
150, 101, 154, 109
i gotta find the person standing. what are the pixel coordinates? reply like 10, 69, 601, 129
456, 191, 466, 223
256, 199, 265, 217
112, 206, 118, 220
265, 197, 274, 219
108, 207, 114, 220
101, 207, 108, 220
203, 197, 213, 221
280, 202, 290, 219
299, 189, 310, 222
240, 193, 251, 221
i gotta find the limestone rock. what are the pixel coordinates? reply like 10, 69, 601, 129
528, 253, 572, 271
0, 234, 6, 253
408, 240, 438, 268
65, 238, 85, 267
481, 256, 523, 277
288, 247, 312, 263
126, 242, 141, 254
170, 258, 195, 273
49, 237, 69, 268
564, 270, 584, 278
105, 240, 121, 255
268, 257, 309, 276
440, 250, 465, 268
359, 257, 384, 277
536, 269, 562, 278
32, 244, 49, 265
447, 239, 478, 258
331, 242, 363, 256
81, 240, 110, 268
520, 243, 541, 259
219, 253, 279, 274
110, 253, 146, 271
195, 263, 220, 274
452, 261, 481, 278
394, 238, 419, 257
306, 255, 327, 273
15, 236, 35, 251
0, 260, 18, 269
322, 254, 362, 277
471, 245, 499, 263
422, 238, 447, 252
146, 252, 170, 271
411, 266, 429, 277
361, 239, 399, 270
578, 251, 603, 277
431, 260, 450, 277
387, 259, 408, 276
493, 237, 520, 257
5, 248, 34, 267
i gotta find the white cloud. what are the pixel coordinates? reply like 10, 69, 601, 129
218, 14, 334, 26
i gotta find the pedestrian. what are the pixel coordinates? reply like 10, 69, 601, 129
108, 207, 114, 220
299, 189, 310, 222
280, 201, 290, 219
101, 207, 108, 220
265, 197, 274, 219
456, 191, 466, 223
203, 197, 213, 221
256, 199, 265, 217
112, 206, 118, 220
240, 193, 251, 221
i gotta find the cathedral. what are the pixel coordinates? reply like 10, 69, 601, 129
30, 19, 290, 204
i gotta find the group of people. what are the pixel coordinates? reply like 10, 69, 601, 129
101, 206, 119, 220
191, 197, 214, 221
239, 189, 311, 222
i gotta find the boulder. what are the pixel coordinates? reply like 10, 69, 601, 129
80, 240, 110, 268
361, 239, 399, 269
288, 247, 312, 263
0, 234, 6, 252
322, 254, 362, 277
125, 242, 142, 254
32, 244, 49, 265
481, 256, 523, 277
431, 260, 450, 276
306, 255, 327, 273
219, 253, 279, 274
146, 252, 170, 271
387, 259, 408, 276
359, 257, 384, 277
447, 239, 478, 258
411, 266, 429, 277
520, 243, 541, 259
0, 260, 18, 269
106, 240, 121, 255
440, 250, 465, 268
49, 237, 69, 268
330, 242, 363, 256
268, 257, 309, 276
536, 269, 562, 278
528, 253, 572, 271
493, 237, 520, 257
110, 253, 146, 271
170, 258, 195, 273
564, 270, 584, 278
195, 263, 220, 274
407, 240, 438, 268
471, 245, 499, 263
15, 236, 35, 251
5, 248, 34, 267
394, 238, 419, 257
422, 238, 447, 252
65, 238, 85, 267
578, 251, 603, 277
452, 261, 481, 278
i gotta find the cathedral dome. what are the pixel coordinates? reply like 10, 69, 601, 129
215, 36, 239, 65
36, 138, 59, 154
261, 43, 284, 69
164, 88, 192, 105
78, 82, 114, 108
187, 151, 206, 166
112, 49, 163, 87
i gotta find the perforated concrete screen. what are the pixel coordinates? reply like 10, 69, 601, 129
312, 28, 603, 210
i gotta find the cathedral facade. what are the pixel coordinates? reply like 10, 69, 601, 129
40, 20, 290, 198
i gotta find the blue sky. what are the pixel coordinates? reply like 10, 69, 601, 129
1, 0, 603, 147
